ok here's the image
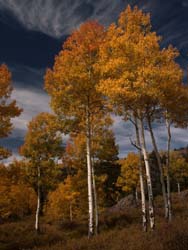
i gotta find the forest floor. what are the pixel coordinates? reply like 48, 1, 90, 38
0, 192, 188, 250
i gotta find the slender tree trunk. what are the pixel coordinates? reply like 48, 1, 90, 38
177, 182, 181, 195
91, 161, 98, 235
86, 107, 94, 237
147, 116, 168, 220
135, 188, 138, 203
134, 115, 147, 232
166, 116, 172, 221
35, 165, 41, 232
139, 117, 155, 230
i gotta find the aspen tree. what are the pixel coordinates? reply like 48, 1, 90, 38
132, 115, 147, 231
158, 83, 186, 220
46, 176, 80, 221
98, 5, 184, 226
20, 113, 63, 232
117, 152, 140, 196
170, 151, 188, 195
97, 5, 155, 230
45, 22, 105, 237
0, 64, 22, 159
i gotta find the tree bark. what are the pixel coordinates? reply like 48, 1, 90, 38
177, 182, 181, 195
91, 161, 98, 235
139, 116, 155, 230
35, 165, 41, 232
166, 116, 172, 221
147, 115, 168, 220
135, 187, 138, 203
134, 115, 147, 232
86, 107, 94, 237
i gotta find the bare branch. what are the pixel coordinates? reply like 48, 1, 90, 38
129, 137, 141, 151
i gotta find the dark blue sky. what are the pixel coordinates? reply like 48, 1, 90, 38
0, 0, 188, 160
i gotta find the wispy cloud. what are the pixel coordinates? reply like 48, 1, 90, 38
181, 1, 188, 7
0, 0, 147, 38
0, 0, 188, 62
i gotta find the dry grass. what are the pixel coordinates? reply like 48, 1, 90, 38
33, 218, 188, 250
0, 192, 188, 250
0, 216, 66, 250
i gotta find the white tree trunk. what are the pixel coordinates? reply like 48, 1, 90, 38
135, 187, 138, 203
177, 182, 181, 195
86, 108, 94, 237
166, 116, 172, 221
35, 165, 41, 232
139, 117, 155, 230
147, 116, 168, 220
91, 161, 98, 235
134, 115, 147, 232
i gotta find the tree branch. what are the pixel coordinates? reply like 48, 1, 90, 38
129, 137, 141, 151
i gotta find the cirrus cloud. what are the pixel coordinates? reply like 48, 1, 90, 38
0, 0, 146, 38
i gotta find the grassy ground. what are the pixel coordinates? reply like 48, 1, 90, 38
0, 192, 188, 250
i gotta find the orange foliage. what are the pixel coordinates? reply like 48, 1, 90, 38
0, 64, 22, 159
